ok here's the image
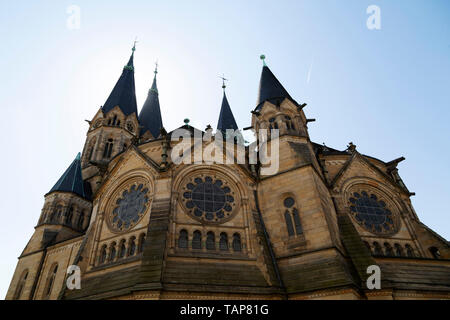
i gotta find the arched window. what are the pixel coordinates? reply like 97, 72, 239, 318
112, 115, 117, 126
284, 211, 294, 237
109, 242, 117, 262
103, 139, 114, 158
219, 233, 229, 251
373, 242, 383, 255
232, 233, 242, 252
192, 231, 202, 249
88, 146, 94, 161
128, 237, 136, 256
384, 242, 394, 256
178, 230, 188, 249
138, 233, 146, 253
119, 240, 126, 258
284, 197, 303, 236
44, 264, 58, 299
99, 245, 107, 264
52, 205, 63, 223
405, 244, 415, 257
429, 246, 441, 259
292, 208, 303, 235
66, 206, 74, 226
206, 232, 215, 250
13, 270, 28, 300
78, 210, 86, 230
394, 243, 404, 257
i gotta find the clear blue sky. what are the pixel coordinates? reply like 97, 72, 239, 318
0, 0, 448, 298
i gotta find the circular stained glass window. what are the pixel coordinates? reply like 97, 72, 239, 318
348, 191, 397, 235
181, 176, 237, 224
109, 183, 149, 232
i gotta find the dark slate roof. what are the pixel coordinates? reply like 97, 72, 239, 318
217, 92, 238, 132
48, 153, 91, 200
255, 65, 295, 110
102, 52, 138, 116
138, 74, 163, 138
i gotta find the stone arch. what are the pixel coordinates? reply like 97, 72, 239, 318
98, 168, 156, 215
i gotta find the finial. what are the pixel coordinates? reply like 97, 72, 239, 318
184, 118, 190, 126
132, 37, 138, 52
260, 54, 267, 66
76, 152, 81, 160
219, 74, 228, 91
347, 142, 357, 153
154, 60, 158, 75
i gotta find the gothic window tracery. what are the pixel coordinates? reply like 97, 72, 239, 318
109, 183, 149, 232
103, 139, 114, 158
283, 197, 303, 237
347, 189, 399, 235
181, 175, 238, 224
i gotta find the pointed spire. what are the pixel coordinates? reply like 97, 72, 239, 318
217, 76, 238, 133
138, 62, 163, 138
48, 153, 90, 199
102, 44, 138, 116
256, 55, 294, 110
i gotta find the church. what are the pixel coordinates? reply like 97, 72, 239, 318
6, 46, 449, 300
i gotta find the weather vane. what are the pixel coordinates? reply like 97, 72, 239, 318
132, 37, 138, 51
219, 73, 228, 91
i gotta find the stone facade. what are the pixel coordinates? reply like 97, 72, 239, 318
5, 53, 450, 300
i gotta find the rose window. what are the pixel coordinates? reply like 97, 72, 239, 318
109, 183, 149, 232
348, 191, 398, 235
181, 176, 237, 224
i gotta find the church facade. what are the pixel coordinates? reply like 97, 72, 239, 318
6, 47, 450, 300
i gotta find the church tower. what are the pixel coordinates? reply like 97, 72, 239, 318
139, 64, 164, 141
6, 50, 449, 301
81, 45, 140, 194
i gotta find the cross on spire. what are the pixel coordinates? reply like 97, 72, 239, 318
219, 74, 228, 91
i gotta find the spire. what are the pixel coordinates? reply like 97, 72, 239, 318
48, 153, 90, 199
138, 62, 163, 138
102, 44, 138, 116
217, 76, 238, 133
256, 55, 294, 110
